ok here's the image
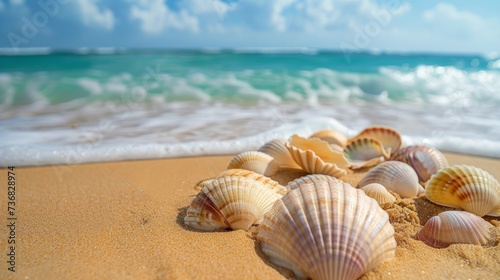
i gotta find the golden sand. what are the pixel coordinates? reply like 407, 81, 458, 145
0, 153, 499, 279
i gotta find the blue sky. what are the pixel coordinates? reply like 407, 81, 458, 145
0, 0, 499, 54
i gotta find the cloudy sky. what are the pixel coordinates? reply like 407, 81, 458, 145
0, 0, 499, 54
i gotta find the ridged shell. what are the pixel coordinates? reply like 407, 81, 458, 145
391, 145, 449, 183
288, 146, 348, 178
344, 138, 390, 169
227, 151, 280, 176
415, 211, 496, 248
216, 169, 288, 195
184, 176, 283, 231
258, 139, 302, 169
289, 134, 350, 169
360, 183, 396, 205
286, 174, 338, 191
425, 165, 500, 217
349, 126, 402, 155
309, 129, 348, 147
358, 161, 420, 198
257, 178, 396, 280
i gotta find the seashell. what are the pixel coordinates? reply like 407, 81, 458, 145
361, 183, 396, 205
216, 169, 288, 195
286, 174, 338, 191
349, 126, 402, 155
184, 176, 283, 231
415, 211, 496, 248
344, 138, 390, 169
227, 151, 280, 176
391, 145, 449, 184
358, 161, 420, 198
258, 139, 302, 169
309, 129, 348, 147
287, 147, 348, 178
257, 177, 396, 280
425, 165, 500, 217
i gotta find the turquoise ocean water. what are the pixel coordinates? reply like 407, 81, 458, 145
1, 49, 500, 166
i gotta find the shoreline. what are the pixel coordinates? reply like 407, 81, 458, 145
0, 152, 499, 279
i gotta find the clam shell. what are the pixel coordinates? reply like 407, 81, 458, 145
216, 169, 288, 195
257, 178, 396, 280
184, 176, 283, 231
391, 145, 449, 183
415, 211, 496, 248
227, 151, 280, 176
309, 129, 348, 147
425, 165, 500, 217
361, 183, 396, 205
358, 161, 421, 198
258, 139, 302, 169
349, 126, 402, 155
344, 138, 390, 169
286, 174, 337, 191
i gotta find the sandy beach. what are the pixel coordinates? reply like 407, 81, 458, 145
1, 152, 499, 279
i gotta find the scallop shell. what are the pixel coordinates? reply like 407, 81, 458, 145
258, 139, 302, 169
309, 129, 348, 147
286, 174, 338, 191
361, 183, 396, 205
349, 126, 402, 155
344, 138, 390, 169
257, 177, 396, 280
184, 176, 283, 231
216, 169, 288, 195
227, 151, 280, 176
287, 147, 348, 178
415, 211, 496, 248
391, 145, 449, 184
425, 165, 500, 217
358, 161, 421, 198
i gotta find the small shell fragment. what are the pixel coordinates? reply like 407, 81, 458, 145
361, 183, 396, 205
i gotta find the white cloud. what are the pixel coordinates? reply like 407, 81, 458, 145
75, 0, 115, 30
130, 0, 199, 34
423, 3, 485, 27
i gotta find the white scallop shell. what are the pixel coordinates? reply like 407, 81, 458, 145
184, 176, 283, 231
415, 211, 496, 248
309, 129, 348, 147
358, 161, 421, 198
391, 145, 449, 183
258, 139, 302, 169
344, 138, 390, 169
216, 169, 288, 195
257, 178, 396, 280
349, 126, 402, 155
227, 151, 280, 176
361, 183, 396, 205
425, 165, 500, 217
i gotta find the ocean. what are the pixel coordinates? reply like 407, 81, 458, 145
1, 48, 499, 166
